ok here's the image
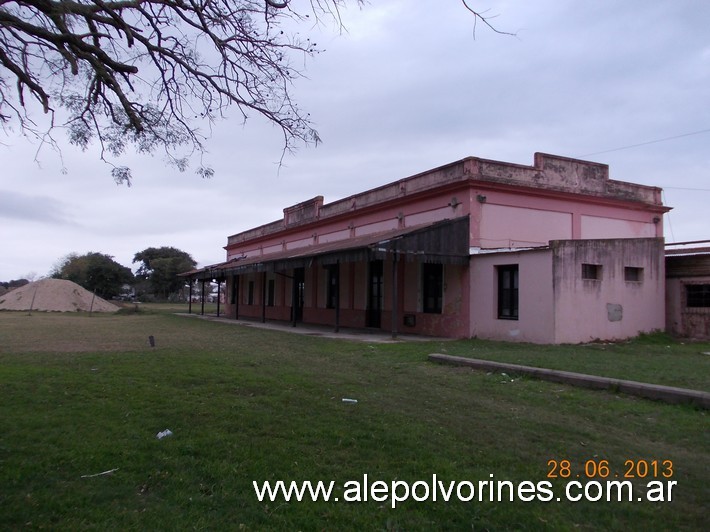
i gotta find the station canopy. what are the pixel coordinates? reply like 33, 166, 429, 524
181, 216, 470, 281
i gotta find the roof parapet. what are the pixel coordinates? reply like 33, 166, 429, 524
226, 152, 665, 247
284, 196, 324, 227
470, 153, 662, 205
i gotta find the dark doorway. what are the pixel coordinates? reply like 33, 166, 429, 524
367, 260, 383, 328
293, 267, 305, 323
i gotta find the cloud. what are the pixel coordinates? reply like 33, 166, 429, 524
0, 190, 73, 225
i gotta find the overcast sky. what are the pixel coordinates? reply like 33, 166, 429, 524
1, 0, 708, 281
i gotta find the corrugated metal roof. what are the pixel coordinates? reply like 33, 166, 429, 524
665, 247, 710, 257
182, 217, 470, 280
665, 240, 710, 257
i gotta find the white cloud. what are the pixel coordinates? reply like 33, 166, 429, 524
0, 191, 74, 225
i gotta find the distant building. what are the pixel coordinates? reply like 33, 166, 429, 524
665, 242, 710, 339
184, 153, 669, 343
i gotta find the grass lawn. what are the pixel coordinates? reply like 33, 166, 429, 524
437, 333, 710, 393
0, 309, 707, 530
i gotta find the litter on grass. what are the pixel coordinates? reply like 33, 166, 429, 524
81, 468, 119, 478
156, 429, 173, 439
342, 398, 358, 404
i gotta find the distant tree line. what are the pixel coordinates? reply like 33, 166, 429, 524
48, 246, 196, 301
0, 279, 30, 296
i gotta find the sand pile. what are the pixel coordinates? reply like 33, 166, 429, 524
0, 279, 119, 313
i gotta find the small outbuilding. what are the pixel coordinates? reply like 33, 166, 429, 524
665, 241, 710, 339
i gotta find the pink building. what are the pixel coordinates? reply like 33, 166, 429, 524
185, 153, 669, 343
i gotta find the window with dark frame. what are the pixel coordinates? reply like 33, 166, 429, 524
581, 263, 602, 280
247, 281, 254, 305
497, 265, 519, 320
267, 279, 275, 307
624, 267, 644, 282
686, 284, 710, 308
422, 263, 443, 314
326, 265, 339, 309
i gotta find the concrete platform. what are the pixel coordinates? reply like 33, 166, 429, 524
429, 353, 710, 409
179, 313, 446, 343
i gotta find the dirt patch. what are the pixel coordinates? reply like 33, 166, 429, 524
0, 279, 119, 313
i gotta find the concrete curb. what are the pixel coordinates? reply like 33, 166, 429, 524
428, 354, 710, 409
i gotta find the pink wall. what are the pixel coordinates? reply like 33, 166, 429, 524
480, 204, 573, 247
472, 189, 662, 249
469, 249, 555, 343
552, 239, 665, 343
580, 215, 658, 239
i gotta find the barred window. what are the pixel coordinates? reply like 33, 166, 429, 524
686, 285, 710, 308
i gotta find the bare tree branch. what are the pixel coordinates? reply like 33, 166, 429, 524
461, 0, 516, 37
0, 1, 507, 182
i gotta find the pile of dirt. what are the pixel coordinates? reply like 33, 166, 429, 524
0, 279, 119, 313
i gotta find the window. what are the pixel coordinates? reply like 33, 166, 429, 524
624, 267, 644, 282
230, 276, 238, 304
326, 265, 339, 309
497, 265, 519, 320
247, 281, 254, 305
422, 263, 443, 314
686, 285, 710, 308
267, 279, 275, 307
582, 263, 602, 280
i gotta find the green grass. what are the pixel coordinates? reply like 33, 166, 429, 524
437, 332, 710, 393
114, 301, 219, 315
0, 310, 707, 530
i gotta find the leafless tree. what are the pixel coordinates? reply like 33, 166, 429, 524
0, 1, 506, 184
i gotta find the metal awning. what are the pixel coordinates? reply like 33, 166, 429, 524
182, 216, 470, 280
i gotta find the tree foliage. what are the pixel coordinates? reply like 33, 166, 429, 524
0, 1, 504, 184
0, 278, 30, 293
50, 251, 134, 298
133, 246, 195, 299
